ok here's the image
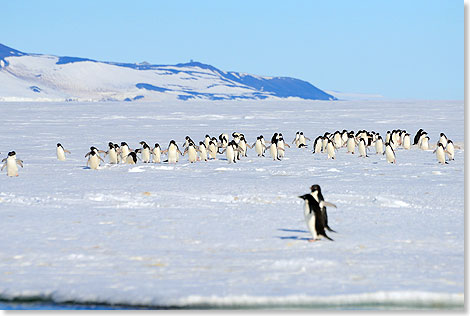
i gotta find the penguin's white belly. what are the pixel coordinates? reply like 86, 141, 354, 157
403, 137, 411, 149
420, 139, 429, 150
168, 148, 178, 163
56, 148, 66, 161
322, 139, 328, 151
278, 144, 285, 157
208, 145, 217, 159
376, 141, 383, 154
303, 203, 318, 239
109, 149, 118, 164
255, 142, 263, 156
385, 147, 395, 163
121, 148, 130, 162
299, 135, 306, 146
334, 134, 342, 148
436, 147, 446, 164
446, 144, 454, 160
141, 149, 151, 163
188, 147, 198, 163
270, 145, 278, 160
358, 143, 366, 157
153, 148, 161, 163
226, 147, 235, 163
347, 139, 355, 153
239, 143, 247, 156
314, 142, 322, 153
199, 146, 207, 161
327, 144, 335, 159
6, 157, 18, 176
88, 156, 100, 169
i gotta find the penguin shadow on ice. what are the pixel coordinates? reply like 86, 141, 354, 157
276, 229, 311, 241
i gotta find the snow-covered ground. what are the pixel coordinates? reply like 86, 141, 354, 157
0, 99, 464, 309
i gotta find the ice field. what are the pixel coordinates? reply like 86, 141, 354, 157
0, 99, 464, 309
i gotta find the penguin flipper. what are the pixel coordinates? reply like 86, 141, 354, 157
1, 163, 5, 171
320, 201, 337, 208
16, 160, 24, 168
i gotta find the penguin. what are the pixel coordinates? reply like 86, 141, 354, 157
385, 131, 391, 143
434, 143, 447, 164
446, 140, 455, 161
152, 143, 162, 163
384, 142, 396, 164
232, 132, 241, 145
56, 143, 71, 161
162, 140, 182, 163
86, 150, 104, 169
126, 150, 139, 164
138, 141, 151, 163
198, 141, 208, 161
333, 131, 342, 149
439, 133, 448, 147
313, 136, 323, 154
238, 135, 251, 157
341, 130, 349, 146
417, 132, 428, 148
413, 129, 424, 145
326, 139, 336, 159
322, 134, 329, 153
310, 184, 337, 233
402, 133, 411, 150
346, 133, 356, 154
298, 192, 333, 242
253, 136, 266, 157
105, 142, 119, 164
298, 132, 310, 148
375, 135, 384, 154
1, 151, 23, 176
399, 130, 407, 146
277, 134, 289, 158
120, 142, 131, 163
183, 142, 199, 163
268, 138, 283, 161
358, 138, 368, 157
183, 136, 194, 149
292, 131, 300, 147
391, 130, 401, 146
114, 143, 122, 163
218, 133, 229, 152
208, 140, 218, 160
419, 135, 430, 150
221, 140, 238, 163
204, 134, 211, 149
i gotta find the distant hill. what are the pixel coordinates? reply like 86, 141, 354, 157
0, 43, 336, 102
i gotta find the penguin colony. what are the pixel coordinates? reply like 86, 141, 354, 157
0, 129, 460, 242
1, 129, 459, 176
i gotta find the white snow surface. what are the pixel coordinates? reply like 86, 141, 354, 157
0, 99, 464, 309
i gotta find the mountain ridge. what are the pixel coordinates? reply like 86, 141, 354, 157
0, 43, 336, 102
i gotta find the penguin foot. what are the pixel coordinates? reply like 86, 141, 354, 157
308, 239, 317, 242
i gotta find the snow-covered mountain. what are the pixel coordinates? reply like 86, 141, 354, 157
0, 43, 336, 102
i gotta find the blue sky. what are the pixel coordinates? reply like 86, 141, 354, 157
3, 0, 462, 99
